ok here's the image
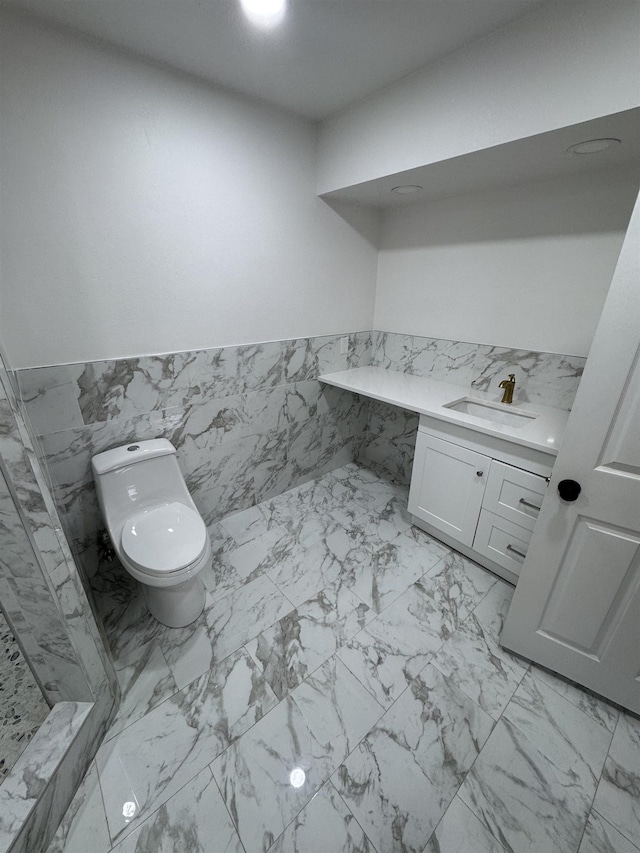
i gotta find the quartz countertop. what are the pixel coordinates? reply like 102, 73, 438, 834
319, 366, 569, 456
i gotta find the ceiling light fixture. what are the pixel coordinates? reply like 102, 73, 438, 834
566, 138, 621, 155
391, 185, 423, 195
240, 0, 286, 28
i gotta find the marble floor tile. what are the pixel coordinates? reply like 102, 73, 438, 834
502, 672, 612, 787
45, 760, 110, 853
201, 552, 246, 601
471, 582, 514, 638
63, 461, 640, 853
200, 522, 248, 600
592, 711, 640, 848
334, 664, 493, 853
96, 647, 278, 845
336, 526, 444, 614
423, 795, 507, 853
221, 503, 269, 545
157, 575, 292, 689
337, 553, 496, 709
337, 584, 448, 709
246, 581, 373, 700
578, 810, 640, 853
109, 767, 243, 853
346, 505, 419, 546
211, 656, 383, 853
268, 781, 375, 853
432, 605, 528, 721
106, 642, 178, 740
206, 573, 294, 659
102, 588, 162, 664
152, 590, 216, 690
529, 664, 620, 734
266, 538, 345, 608
221, 524, 305, 584
459, 714, 605, 853
423, 550, 498, 624
330, 464, 409, 516
258, 477, 349, 529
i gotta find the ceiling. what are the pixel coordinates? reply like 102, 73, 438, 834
322, 109, 640, 207
3, 0, 544, 120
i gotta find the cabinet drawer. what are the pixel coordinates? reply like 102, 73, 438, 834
483, 460, 547, 532
473, 510, 532, 577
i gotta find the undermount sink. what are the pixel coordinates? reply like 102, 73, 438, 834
444, 397, 538, 428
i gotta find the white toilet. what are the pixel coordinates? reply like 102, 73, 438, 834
91, 438, 211, 628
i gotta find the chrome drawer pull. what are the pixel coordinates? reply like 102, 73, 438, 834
506, 544, 527, 559
518, 497, 541, 512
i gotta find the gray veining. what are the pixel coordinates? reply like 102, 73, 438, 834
46, 459, 635, 853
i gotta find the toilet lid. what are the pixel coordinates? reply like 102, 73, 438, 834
121, 502, 207, 574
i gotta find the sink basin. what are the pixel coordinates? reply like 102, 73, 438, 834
444, 397, 537, 428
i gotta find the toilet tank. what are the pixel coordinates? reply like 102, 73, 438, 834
92, 439, 193, 536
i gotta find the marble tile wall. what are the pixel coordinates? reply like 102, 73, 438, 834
0, 346, 118, 852
16, 333, 373, 584
358, 330, 587, 483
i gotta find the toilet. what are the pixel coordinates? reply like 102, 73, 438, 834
91, 438, 210, 628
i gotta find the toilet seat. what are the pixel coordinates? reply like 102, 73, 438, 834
121, 501, 208, 576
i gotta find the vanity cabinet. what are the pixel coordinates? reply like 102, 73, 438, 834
408, 416, 552, 584
408, 432, 488, 547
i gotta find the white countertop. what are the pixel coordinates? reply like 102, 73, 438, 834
319, 366, 569, 456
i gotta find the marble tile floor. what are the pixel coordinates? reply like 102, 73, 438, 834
48, 463, 640, 853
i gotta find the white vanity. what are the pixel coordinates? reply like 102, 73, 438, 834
319, 366, 569, 585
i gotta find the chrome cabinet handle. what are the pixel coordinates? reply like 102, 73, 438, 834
518, 497, 541, 512
476, 470, 484, 477
506, 544, 527, 559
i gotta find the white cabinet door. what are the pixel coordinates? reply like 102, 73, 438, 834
502, 190, 640, 713
408, 432, 488, 547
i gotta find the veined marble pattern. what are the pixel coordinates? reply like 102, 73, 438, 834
17, 332, 371, 584
592, 711, 640, 849
334, 664, 494, 853
50, 462, 635, 853
0, 348, 116, 853
96, 647, 278, 844
370, 330, 585, 411
268, 782, 374, 853
211, 656, 384, 853
362, 330, 586, 482
0, 701, 91, 845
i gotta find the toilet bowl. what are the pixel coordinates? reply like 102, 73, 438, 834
91, 439, 210, 628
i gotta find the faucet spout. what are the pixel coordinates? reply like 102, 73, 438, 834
498, 373, 516, 404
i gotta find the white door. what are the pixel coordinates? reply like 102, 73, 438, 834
408, 432, 488, 547
501, 191, 640, 713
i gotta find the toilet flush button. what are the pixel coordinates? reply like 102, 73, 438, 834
127, 445, 140, 451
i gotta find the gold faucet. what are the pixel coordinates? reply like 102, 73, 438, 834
498, 373, 516, 404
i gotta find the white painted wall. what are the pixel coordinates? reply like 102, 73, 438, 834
318, 0, 640, 193
375, 169, 639, 356
0, 12, 379, 368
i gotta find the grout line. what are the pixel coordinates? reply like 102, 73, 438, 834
329, 778, 382, 853
589, 807, 640, 853
209, 765, 248, 853
527, 664, 620, 734
90, 469, 631, 852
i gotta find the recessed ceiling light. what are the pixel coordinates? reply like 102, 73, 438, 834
566, 138, 621, 155
391, 185, 423, 195
240, 0, 286, 28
